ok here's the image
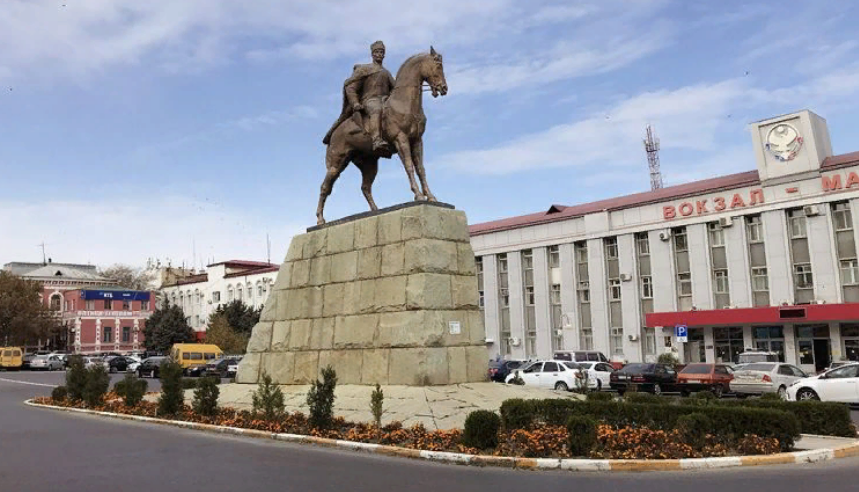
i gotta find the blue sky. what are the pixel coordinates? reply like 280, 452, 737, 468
2, 0, 859, 269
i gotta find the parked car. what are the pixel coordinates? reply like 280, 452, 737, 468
171, 343, 223, 374
821, 361, 852, 373
505, 360, 584, 391
126, 356, 143, 372
106, 356, 136, 373
191, 355, 242, 378
677, 363, 734, 397
786, 363, 859, 403
736, 350, 779, 365
83, 356, 109, 371
28, 354, 64, 371
553, 350, 622, 369
0, 347, 25, 370
225, 358, 241, 378
136, 357, 168, 378
574, 361, 615, 391
609, 363, 680, 395
22, 350, 50, 369
488, 359, 527, 383
729, 362, 808, 399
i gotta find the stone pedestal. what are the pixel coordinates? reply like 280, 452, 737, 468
236, 202, 488, 386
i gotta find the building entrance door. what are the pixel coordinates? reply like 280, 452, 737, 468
813, 339, 831, 373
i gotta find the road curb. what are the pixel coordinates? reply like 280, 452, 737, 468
24, 400, 859, 472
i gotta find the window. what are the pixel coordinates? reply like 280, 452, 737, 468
227, 287, 234, 302
478, 291, 485, 308
640, 276, 653, 299
550, 284, 561, 305
635, 233, 650, 255
212, 291, 221, 302
246, 283, 253, 300
237, 285, 243, 301
122, 327, 131, 343
610, 327, 624, 355
794, 264, 813, 289
673, 228, 688, 252
257, 282, 264, 296
604, 238, 618, 260
122, 300, 130, 310
751, 267, 769, 291
500, 288, 510, 307
708, 222, 725, 246
50, 295, 62, 311
522, 249, 533, 269
580, 328, 594, 350
577, 281, 590, 302
609, 279, 621, 300
753, 326, 785, 362
678, 273, 692, 296
644, 328, 657, 355
498, 253, 508, 273
832, 202, 853, 231
194, 315, 200, 326
204, 353, 216, 360
788, 210, 807, 238
713, 269, 729, 293
190, 353, 203, 360
103, 327, 113, 343
746, 215, 763, 243
525, 286, 535, 305
85, 300, 95, 310
548, 245, 560, 268
841, 259, 859, 285
141, 300, 149, 311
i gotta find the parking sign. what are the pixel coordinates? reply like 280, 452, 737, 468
675, 325, 688, 343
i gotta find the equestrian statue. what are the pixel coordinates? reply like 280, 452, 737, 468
317, 40, 448, 225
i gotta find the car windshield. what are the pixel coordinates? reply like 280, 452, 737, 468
619, 363, 653, 373
681, 364, 712, 374
743, 363, 776, 372
577, 362, 594, 369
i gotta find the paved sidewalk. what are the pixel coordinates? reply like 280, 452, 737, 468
795, 434, 859, 450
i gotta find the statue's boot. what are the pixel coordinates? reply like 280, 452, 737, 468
372, 137, 391, 153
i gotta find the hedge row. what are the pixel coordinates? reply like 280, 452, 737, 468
700, 400, 855, 438
500, 399, 800, 450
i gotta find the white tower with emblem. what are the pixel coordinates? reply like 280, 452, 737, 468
750, 110, 833, 182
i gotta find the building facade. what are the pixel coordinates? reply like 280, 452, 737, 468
469, 110, 859, 374
159, 260, 278, 337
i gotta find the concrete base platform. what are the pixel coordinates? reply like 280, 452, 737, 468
199, 382, 582, 430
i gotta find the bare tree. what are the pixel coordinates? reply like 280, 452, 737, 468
99, 264, 155, 291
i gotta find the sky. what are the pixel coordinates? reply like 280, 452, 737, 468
2, 0, 859, 270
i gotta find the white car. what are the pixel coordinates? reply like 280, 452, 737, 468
787, 363, 859, 403
730, 362, 809, 398
83, 356, 109, 371
504, 360, 584, 392
29, 355, 64, 371
574, 361, 615, 391
125, 356, 142, 372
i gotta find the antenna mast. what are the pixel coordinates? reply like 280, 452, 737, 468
644, 124, 663, 190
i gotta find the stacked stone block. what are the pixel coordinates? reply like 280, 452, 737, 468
236, 203, 488, 386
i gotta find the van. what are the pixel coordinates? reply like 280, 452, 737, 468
171, 343, 223, 373
553, 350, 624, 370
0, 347, 24, 370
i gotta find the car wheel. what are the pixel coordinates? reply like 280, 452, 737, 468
797, 388, 819, 401
554, 381, 569, 392
652, 383, 662, 396
777, 386, 787, 400
713, 385, 724, 399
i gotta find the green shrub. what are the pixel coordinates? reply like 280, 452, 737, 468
657, 352, 679, 366
192, 376, 220, 416
761, 392, 783, 401
158, 359, 185, 416
51, 385, 68, 402
114, 372, 148, 407
370, 384, 384, 428
566, 415, 598, 457
676, 413, 712, 449
694, 390, 716, 401
586, 392, 614, 402
713, 400, 855, 437
624, 392, 661, 404
462, 410, 501, 449
307, 365, 337, 430
500, 399, 535, 430
252, 372, 285, 422
83, 365, 110, 407
65, 355, 87, 402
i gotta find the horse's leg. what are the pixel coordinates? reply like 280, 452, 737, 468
316, 146, 350, 225
355, 157, 379, 211
411, 137, 436, 202
393, 133, 423, 201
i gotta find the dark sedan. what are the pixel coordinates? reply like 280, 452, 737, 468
137, 357, 168, 378
106, 356, 134, 373
188, 356, 240, 378
609, 363, 680, 395
488, 359, 527, 383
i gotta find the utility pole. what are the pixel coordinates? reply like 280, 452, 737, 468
644, 124, 664, 190
38, 242, 47, 265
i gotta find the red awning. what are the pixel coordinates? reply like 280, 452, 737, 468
646, 303, 859, 328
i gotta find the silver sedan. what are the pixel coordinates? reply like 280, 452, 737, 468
28, 355, 64, 371
730, 362, 809, 399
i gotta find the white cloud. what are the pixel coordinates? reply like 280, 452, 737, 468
0, 195, 303, 269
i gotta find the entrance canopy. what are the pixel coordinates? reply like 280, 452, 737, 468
646, 303, 859, 328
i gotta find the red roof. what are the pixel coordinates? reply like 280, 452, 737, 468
224, 265, 279, 279
646, 303, 859, 327
207, 260, 275, 268
469, 151, 859, 237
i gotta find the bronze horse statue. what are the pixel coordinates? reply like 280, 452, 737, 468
316, 47, 448, 225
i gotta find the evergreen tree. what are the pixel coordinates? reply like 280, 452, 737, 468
143, 300, 194, 354
209, 300, 261, 336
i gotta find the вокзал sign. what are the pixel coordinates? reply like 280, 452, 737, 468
663, 189, 765, 220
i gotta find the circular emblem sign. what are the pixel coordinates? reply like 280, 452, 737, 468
765, 123, 803, 162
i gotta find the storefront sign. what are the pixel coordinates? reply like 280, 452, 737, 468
821, 172, 859, 192
663, 189, 764, 220
81, 290, 150, 301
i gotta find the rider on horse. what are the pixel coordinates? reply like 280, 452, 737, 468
322, 40, 394, 153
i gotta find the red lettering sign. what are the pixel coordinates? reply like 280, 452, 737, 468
822, 175, 842, 191
714, 197, 726, 211
749, 189, 764, 205
661, 188, 764, 221
696, 200, 708, 214
679, 202, 694, 217
848, 172, 859, 188
663, 206, 676, 219
730, 194, 746, 209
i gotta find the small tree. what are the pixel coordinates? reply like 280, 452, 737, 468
192, 377, 220, 416
209, 300, 261, 337
462, 410, 501, 449
114, 372, 148, 407
657, 352, 679, 367
65, 355, 87, 402
51, 386, 68, 402
158, 359, 185, 416
143, 300, 194, 354
566, 415, 598, 457
98, 264, 155, 291
307, 365, 337, 430
83, 365, 110, 407
370, 383, 384, 428
252, 372, 285, 422
204, 314, 249, 354
0, 271, 63, 348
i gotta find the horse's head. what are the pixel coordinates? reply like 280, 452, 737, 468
422, 46, 448, 97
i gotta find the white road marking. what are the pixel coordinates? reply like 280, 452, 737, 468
0, 377, 57, 388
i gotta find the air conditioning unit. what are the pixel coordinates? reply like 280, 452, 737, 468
628, 334, 639, 341
719, 216, 733, 227
659, 231, 671, 241
619, 273, 632, 282
509, 337, 521, 347
804, 205, 820, 216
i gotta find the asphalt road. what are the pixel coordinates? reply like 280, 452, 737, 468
2, 373, 859, 492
